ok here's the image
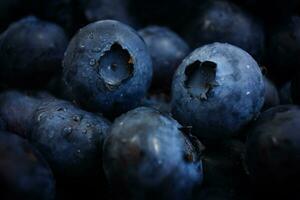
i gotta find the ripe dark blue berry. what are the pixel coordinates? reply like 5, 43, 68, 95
246, 105, 300, 193
0, 131, 55, 200
0, 16, 68, 88
139, 26, 190, 91
172, 43, 264, 139
103, 107, 204, 200
63, 20, 152, 117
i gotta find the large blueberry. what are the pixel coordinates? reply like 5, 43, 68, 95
0, 16, 68, 88
103, 107, 203, 200
0, 131, 55, 200
184, 0, 265, 61
139, 26, 190, 91
246, 105, 300, 194
172, 43, 264, 139
63, 20, 152, 117
29, 98, 111, 178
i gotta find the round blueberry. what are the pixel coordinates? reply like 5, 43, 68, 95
63, 20, 152, 117
172, 42, 265, 139
0, 16, 68, 88
246, 105, 300, 192
184, 0, 265, 61
29, 98, 111, 178
103, 107, 203, 200
0, 131, 55, 200
139, 26, 190, 91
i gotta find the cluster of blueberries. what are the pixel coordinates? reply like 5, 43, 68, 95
1, 0, 300, 200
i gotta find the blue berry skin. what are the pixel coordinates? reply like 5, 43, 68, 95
63, 20, 153, 117
103, 107, 204, 200
171, 43, 264, 140
0, 91, 42, 138
246, 105, 300, 190
0, 131, 55, 200
29, 98, 111, 178
138, 26, 190, 91
0, 16, 68, 88
184, 0, 265, 61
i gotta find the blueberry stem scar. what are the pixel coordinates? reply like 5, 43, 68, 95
98, 43, 134, 90
184, 60, 218, 100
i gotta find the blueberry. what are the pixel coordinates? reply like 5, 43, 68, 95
246, 105, 300, 193
0, 131, 55, 200
267, 16, 300, 83
139, 26, 190, 92
63, 20, 152, 117
0, 16, 68, 88
0, 91, 42, 138
184, 0, 265, 61
171, 43, 264, 139
262, 76, 279, 110
103, 107, 204, 200
29, 98, 111, 178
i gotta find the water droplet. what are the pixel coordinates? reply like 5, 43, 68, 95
246, 91, 251, 95
82, 129, 87, 134
86, 123, 91, 127
77, 149, 81, 153
246, 65, 250, 69
79, 44, 85, 49
88, 33, 94, 39
37, 113, 43, 121
119, 122, 124, 126
89, 59, 97, 66
73, 115, 81, 122
92, 47, 101, 53
63, 127, 72, 135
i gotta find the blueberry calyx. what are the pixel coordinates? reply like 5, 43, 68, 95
98, 43, 134, 90
184, 60, 218, 100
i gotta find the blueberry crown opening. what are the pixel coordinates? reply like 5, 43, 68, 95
184, 60, 218, 100
98, 43, 134, 90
